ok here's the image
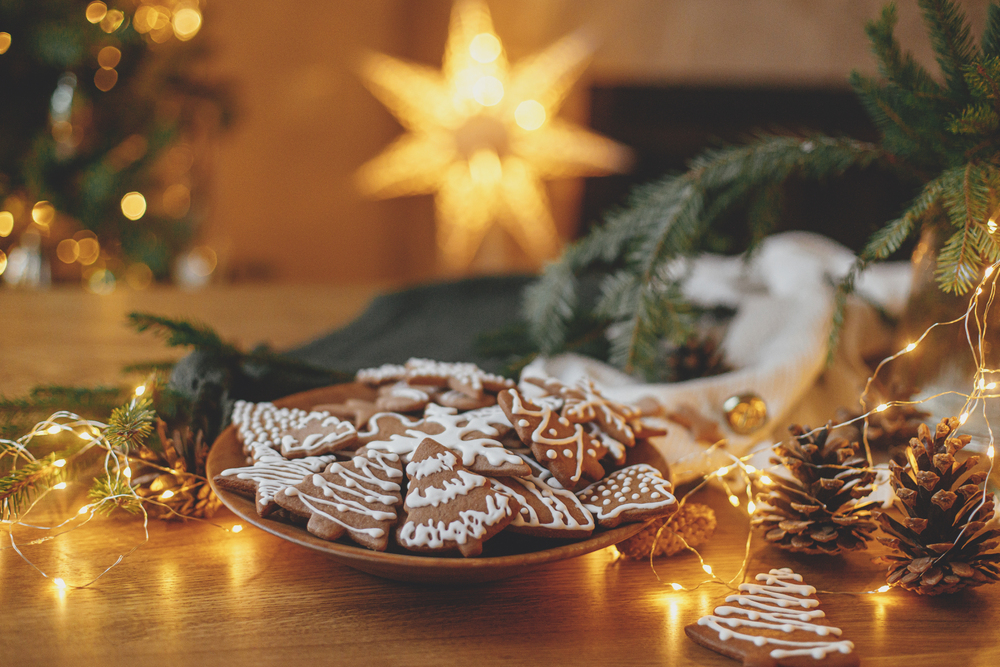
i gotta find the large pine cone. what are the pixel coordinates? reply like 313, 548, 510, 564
752, 422, 878, 554
875, 417, 1000, 595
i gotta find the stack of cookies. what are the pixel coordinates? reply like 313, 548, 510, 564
214, 358, 678, 557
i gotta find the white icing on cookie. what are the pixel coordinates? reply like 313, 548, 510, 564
220, 454, 334, 512
491, 475, 595, 532
696, 568, 855, 660
576, 464, 676, 519
231, 400, 357, 458
506, 389, 596, 483
404, 358, 514, 395
361, 404, 523, 468
398, 494, 511, 548
356, 363, 407, 385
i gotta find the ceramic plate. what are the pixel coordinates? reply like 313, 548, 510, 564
207, 383, 655, 584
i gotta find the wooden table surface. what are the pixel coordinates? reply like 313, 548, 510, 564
2, 285, 998, 667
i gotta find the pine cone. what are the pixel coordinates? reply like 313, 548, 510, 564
617, 502, 717, 559
131, 421, 223, 520
835, 404, 928, 462
662, 335, 731, 383
752, 422, 878, 554
874, 417, 1000, 595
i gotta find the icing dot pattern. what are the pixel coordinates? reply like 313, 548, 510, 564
231, 399, 357, 459
576, 463, 677, 527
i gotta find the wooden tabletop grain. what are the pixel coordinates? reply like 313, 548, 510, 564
2, 285, 998, 667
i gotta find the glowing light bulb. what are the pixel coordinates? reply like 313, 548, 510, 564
0, 211, 13, 236
702, 564, 713, 575
53, 578, 67, 590
728, 494, 740, 507
53, 482, 67, 490
977, 287, 983, 296
960, 412, 969, 425
160, 490, 175, 500
877, 585, 891, 593
759, 475, 773, 485
469, 32, 501, 63
905, 343, 917, 352
875, 403, 889, 413
53, 459, 66, 468
123, 467, 132, 479
78, 506, 90, 515
744, 465, 757, 474
670, 583, 683, 591
120, 192, 147, 220
715, 467, 729, 477
472, 75, 504, 106
515, 100, 546, 130
231, 524, 244, 533
987, 265, 996, 278
988, 383, 997, 390
989, 444, 995, 460
979, 379, 986, 390
135, 385, 146, 396
77, 430, 91, 440
747, 500, 757, 514
989, 220, 998, 235
47, 425, 61, 435
172, 7, 203, 41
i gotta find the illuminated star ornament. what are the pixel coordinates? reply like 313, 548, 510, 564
356, 0, 632, 272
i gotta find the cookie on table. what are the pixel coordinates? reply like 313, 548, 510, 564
274, 447, 404, 551
490, 474, 595, 538
685, 567, 859, 667
214, 454, 336, 516
359, 404, 530, 477
497, 388, 607, 492
396, 438, 518, 557
575, 463, 677, 528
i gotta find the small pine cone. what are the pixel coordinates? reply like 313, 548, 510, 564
662, 335, 731, 383
617, 503, 717, 559
752, 422, 878, 555
834, 404, 928, 461
875, 417, 1000, 595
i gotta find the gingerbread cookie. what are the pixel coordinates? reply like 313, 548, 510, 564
315, 398, 383, 430
685, 568, 859, 667
396, 438, 518, 557
432, 388, 497, 411
403, 358, 514, 399
575, 463, 677, 528
355, 363, 406, 386
497, 388, 607, 491
274, 447, 404, 551
490, 474, 595, 538
214, 453, 335, 516
375, 382, 432, 413
231, 401, 358, 459
359, 404, 530, 477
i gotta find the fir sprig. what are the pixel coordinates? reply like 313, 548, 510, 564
527, 0, 1000, 376
0, 453, 63, 521
103, 398, 155, 453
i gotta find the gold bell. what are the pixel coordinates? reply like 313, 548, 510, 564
723, 393, 768, 435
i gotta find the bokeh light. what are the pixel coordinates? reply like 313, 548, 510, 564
97, 46, 121, 69
56, 239, 80, 264
85, 268, 116, 295
172, 8, 203, 41
0, 211, 13, 237
120, 192, 147, 220
0, 32, 11, 55
515, 100, 546, 130
469, 33, 501, 63
100, 9, 124, 34
31, 201, 55, 227
76, 233, 100, 266
472, 76, 504, 106
125, 262, 153, 290
94, 68, 118, 92
0, 250, 7, 277
85, 2, 108, 24
162, 183, 191, 218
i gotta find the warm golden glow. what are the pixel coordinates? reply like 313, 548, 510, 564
53, 482, 68, 490
0, 32, 11, 55
120, 192, 147, 220
472, 75, 504, 106
161, 489, 175, 500
0, 250, 7, 277
469, 32, 501, 63
86, 268, 116, 295
188, 246, 218, 276
126, 262, 154, 290
172, 8, 203, 41
77, 236, 101, 266
56, 239, 80, 263
98, 46, 121, 69
100, 9, 124, 33
515, 100, 545, 130
357, 0, 630, 272
54, 458, 67, 467
86, 1, 108, 23
0, 211, 13, 236
31, 201, 55, 227
162, 183, 191, 218
94, 67, 118, 92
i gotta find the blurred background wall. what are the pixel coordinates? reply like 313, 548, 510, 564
197, 0, 988, 285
